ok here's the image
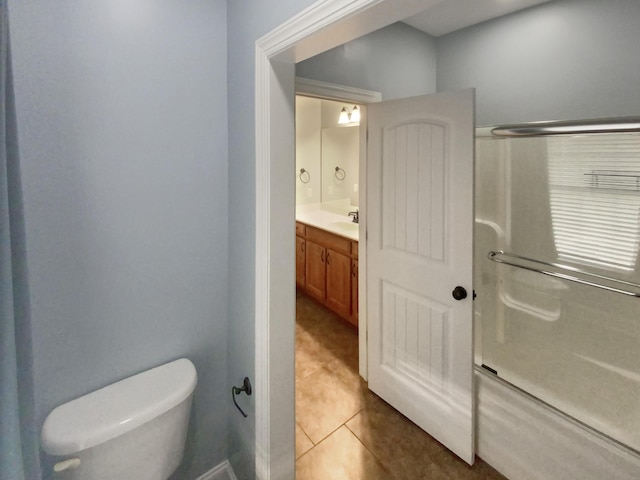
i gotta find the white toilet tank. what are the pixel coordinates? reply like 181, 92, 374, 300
41, 358, 197, 480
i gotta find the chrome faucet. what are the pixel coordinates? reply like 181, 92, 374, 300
348, 210, 359, 224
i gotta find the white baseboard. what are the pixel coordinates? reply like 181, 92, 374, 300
196, 460, 238, 480
476, 369, 640, 480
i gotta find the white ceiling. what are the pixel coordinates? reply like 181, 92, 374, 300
403, 0, 553, 37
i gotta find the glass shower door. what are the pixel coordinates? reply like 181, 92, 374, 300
475, 129, 640, 453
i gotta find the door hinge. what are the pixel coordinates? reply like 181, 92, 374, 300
473, 290, 477, 300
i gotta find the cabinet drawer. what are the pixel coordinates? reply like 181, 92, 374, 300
296, 222, 306, 237
306, 226, 351, 255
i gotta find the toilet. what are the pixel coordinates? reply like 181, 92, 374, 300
41, 358, 197, 480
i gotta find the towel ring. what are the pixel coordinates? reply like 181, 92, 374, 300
298, 168, 310, 184
334, 166, 346, 181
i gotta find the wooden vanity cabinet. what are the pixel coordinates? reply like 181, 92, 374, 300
296, 235, 306, 288
296, 221, 358, 326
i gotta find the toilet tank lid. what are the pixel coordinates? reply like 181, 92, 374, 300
41, 358, 197, 456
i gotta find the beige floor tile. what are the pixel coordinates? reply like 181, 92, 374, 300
296, 423, 314, 459
346, 396, 444, 480
295, 325, 357, 383
346, 395, 506, 480
296, 294, 358, 372
296, 426, 392, 480
295, 329, 331, 382
438, 456, 507, 480
295, 363, 367, 444
464, 459, 510, 480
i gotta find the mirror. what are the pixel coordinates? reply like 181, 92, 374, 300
295, 95, 360, 207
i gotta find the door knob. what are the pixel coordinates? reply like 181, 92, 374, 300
452, 286, 467, 300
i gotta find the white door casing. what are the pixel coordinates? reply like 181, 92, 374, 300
367, 89, 476, 464
255, 1, 452, 478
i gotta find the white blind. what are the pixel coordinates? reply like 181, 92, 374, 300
547, 134, 640, 271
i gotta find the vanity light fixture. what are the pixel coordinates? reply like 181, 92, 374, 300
338, 105, 360, 125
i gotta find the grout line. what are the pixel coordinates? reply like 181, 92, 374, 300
296, 421, 315, 446
344, 423, 398, 479
309, 416, 356, 446
296, 424, 345, 461
295, 365, 324, 384
343, 406, 364, 426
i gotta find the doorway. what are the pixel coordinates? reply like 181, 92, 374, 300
296, 85, 488, 478
294, 78, 380, 379
293, 86, 369, 472
255, 3, 466, 477
294, 79, 479, 462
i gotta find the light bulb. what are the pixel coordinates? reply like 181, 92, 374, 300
338, 107, 350, 124
350, 106, 360, 123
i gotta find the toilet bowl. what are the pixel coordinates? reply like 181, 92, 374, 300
41, 358, 197, 480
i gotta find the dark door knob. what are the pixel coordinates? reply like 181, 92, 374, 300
452, 286, 467, 300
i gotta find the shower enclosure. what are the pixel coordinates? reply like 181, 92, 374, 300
474, 119, 640, 454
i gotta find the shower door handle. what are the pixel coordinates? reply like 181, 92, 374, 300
452, 286, 467, 301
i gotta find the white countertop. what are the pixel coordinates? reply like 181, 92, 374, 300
296, 203, 359, 241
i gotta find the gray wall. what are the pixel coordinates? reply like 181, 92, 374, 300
296, 22, 437, 100
10, 0, 640, 478
226, 1, 317, 478
436, 0, 640, 126
8, 1, 228, 478
296, 0, 640, 126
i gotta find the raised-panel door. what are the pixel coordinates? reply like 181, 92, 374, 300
350, 259, 358, 327
305, 240, 326, 302
367, 89, 475, 464
325, 248, 351, 319
296, 236, 306, 288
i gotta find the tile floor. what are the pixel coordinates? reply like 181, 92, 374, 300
295, 291, 507, 480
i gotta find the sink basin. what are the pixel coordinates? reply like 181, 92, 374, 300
329, 222, 359, 234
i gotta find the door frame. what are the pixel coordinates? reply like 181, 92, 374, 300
255, 1, 437, 478
295, 76, 382, 380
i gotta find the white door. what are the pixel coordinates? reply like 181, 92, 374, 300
367, 89, 475, 464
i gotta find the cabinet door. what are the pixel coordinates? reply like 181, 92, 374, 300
305, 241, 326, 302
325, 248, 351, 319
296, 236, 306, 288
350, 259, 358, 327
